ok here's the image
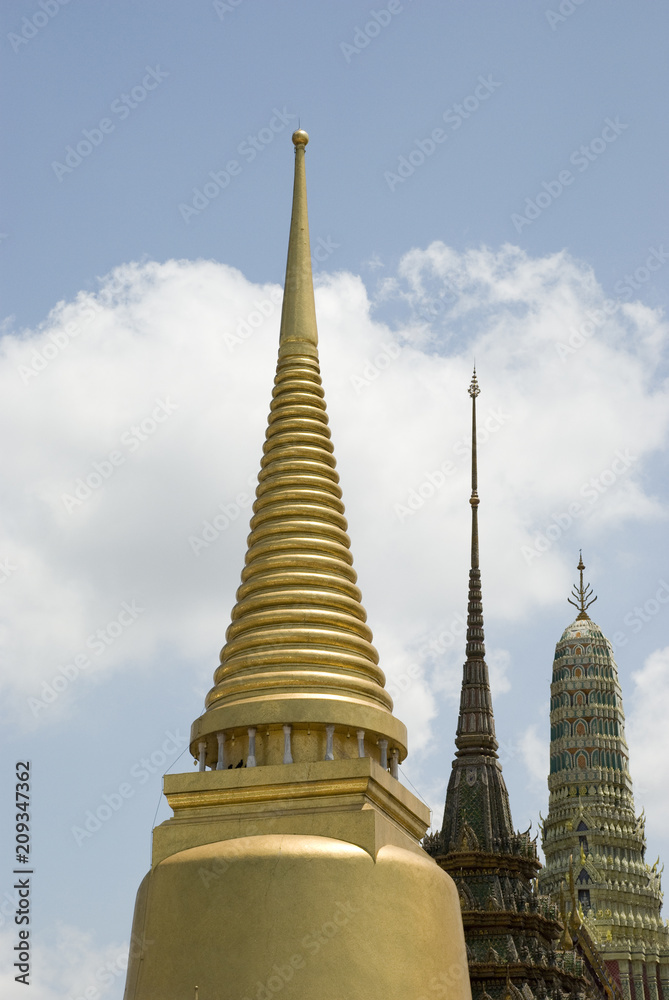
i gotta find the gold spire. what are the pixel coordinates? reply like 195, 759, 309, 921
278, 129, 318, 360
190, 131, 407, 766
567, 551, 597, 620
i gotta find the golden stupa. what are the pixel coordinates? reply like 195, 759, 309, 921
122, 130, 470, 1000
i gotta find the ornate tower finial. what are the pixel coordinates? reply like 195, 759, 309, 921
567, 551, 597, 620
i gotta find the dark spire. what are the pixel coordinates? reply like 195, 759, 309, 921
454, 368, 498, 758
427, 372, 603, 1000
440, 368, 514, 850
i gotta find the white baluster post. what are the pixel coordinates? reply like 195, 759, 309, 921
390, 748, 399, 779
283, 725, 293, 764
356, 729, 365, 758
216, 733, 226, 770
324, 724, 335, 761
247, 727, 257, 768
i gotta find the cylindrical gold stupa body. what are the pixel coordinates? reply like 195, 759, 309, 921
122, 132, 470, 1000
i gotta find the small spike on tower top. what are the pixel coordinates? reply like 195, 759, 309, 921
567, 550, 597, 620
468, 366, 480, 568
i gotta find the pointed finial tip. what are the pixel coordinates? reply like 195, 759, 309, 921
292, 129, 309, 147
568, 550, 597, 618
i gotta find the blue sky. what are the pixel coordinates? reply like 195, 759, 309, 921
1, 2, 668, 997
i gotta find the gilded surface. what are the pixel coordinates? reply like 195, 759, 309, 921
122, 132, 470, 1000
190, 133, 407, 766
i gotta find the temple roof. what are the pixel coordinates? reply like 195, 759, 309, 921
558, 617, 606, 642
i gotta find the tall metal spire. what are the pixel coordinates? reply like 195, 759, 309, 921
189, 130, 407, 768
277, 130, 318, 360
438, 368, 513, 851
454, 367, 498, 758
567, 551, 597, 620
469, 367, 480, 571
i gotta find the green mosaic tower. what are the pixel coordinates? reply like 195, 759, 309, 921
538, 557, 669, 1000
425, 373, 609, 1000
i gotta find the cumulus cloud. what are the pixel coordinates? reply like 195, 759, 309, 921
627, 646, 669, 838
0, 923, 128, 1000
0, 244, 667, 754
2, 242, 667, 996
520, 723, 550, 788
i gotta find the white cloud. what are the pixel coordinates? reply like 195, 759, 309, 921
0, 244, 667, 753
487, 647, 511, 697
0, 923, 127, 1000
520, 723, 549, 788
627, 646, 669, 838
